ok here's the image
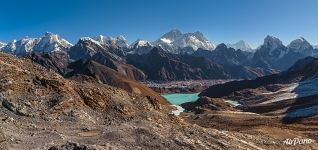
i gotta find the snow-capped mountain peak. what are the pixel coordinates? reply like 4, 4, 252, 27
129, 39, 154, 55
226, 40, 253, 51
0, 42, 7, 49
115, 35, 129, 48
93, 35, 108, 44
33, 32, 73, 52
153, 29, 215, 54
93, 35, 129, 48
262, 35, 285, 53
2, 38, 38, 55
130, 39, 152, 49
287, 37, 313, 51
161, 29, 183, 41
1, 32, 72, 55
79, 37, 104, 48
264, 35, 283, 48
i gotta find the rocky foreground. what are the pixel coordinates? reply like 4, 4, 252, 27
0, 52, 317, 149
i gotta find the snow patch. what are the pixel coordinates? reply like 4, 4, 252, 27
261, 77, 318, 104
160, 38, 172, 44
171, 105, 184, 116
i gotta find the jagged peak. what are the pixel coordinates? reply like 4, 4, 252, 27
291, 37, 309, 44
39, 32, 70, 43
194, 31, 204, 36
288, 37, 312, 50
116, 35, 127, 41
227, 40, 252, 51
264, 35, 282, 43
161, 28, 183, 39
131, 39, 152, 48
0, 41, 7, 48
263, 35, 284, 49
215, 43, 227, 49
155, 29, 215, 52
92, 35, 129, 48
79, 37, 103, 46
44, 32, 55, 37
170, 28, 182, 33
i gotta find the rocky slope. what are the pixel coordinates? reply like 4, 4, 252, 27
127, 47, 229, 81
179, 57, 318, 149
192, 44, 277, 78
197, 56, 318, 125
26, 51, 70, 75
200, 56, 318, 98
68, 37, 146, 81
65, 59, 166, 104
1, 52, 309, 150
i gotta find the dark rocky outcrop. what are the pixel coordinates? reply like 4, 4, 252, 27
25, 51, 70, 75
127, 47, 229, 81
181, 96, 237, 114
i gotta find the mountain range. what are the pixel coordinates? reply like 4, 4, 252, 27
1, 30, 317, 81
1, 32, 72, 56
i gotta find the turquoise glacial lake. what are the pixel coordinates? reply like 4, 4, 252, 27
161, 93, 199, 105
161, 93, 241, 106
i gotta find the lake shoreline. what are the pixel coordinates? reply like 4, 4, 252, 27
144, 80, 232, 94
161, 93, 200, 106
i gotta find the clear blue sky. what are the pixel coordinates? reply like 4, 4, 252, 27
0, 0, 317, 48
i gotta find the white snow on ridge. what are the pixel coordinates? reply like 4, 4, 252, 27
227, 40, 253, 52
2, 38, 38, 55
80, 37, 104, 48
93, 35, 129, 48
130, 39, 152, 49
33, 32, 73, 52
287, 37, 312, 52
260, 83, 299, 105
1, 32, 72, 55
160, 38, 172, 44
260, 77, 318, 105
153, 29, 215, 54
0, 42, 7, 49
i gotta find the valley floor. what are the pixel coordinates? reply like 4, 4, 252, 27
144, 80, 232, 94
